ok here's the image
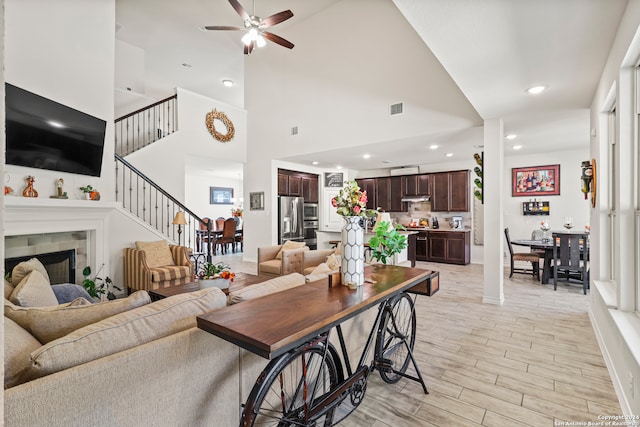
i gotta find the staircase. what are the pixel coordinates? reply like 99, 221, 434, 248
114, 95, 213, 266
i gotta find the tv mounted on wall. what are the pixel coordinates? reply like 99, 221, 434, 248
5, 83, 107, 177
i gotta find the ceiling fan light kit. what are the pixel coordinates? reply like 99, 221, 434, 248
205, 0, 294, 55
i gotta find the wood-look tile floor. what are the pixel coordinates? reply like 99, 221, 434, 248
218, 253, 621, 426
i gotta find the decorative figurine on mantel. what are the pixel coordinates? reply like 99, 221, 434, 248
50, 178, 68, 199
22, 175, 38, 198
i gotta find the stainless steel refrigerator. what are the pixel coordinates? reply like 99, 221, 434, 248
278, 196, 305, 244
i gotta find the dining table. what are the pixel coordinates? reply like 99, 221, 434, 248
511, 231, 589, 285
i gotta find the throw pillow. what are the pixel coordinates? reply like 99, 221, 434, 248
229, 273, 306, 304
135, 240, 175, 268
4, 317, 41, 388
10, 270, 58, 307
5, 297, 92, 334
27, 290, 151, 343
333, 242, 343, 256
326, 254, 341, 271
27, 287, 226, 380
11, 258, 50, 287
275, 240, 307, 260
310, 263, 333, 276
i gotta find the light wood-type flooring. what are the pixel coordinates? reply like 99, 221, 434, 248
217, 253, 621, 426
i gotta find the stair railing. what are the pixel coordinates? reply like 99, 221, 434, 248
114, 153, 213, 266
115, 94, 178, 157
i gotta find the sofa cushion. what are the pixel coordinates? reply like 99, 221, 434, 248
11, 258, 50, 287
5, 297, 89, 332
150, 265, 191, 283
26, 290, 151, 343
5, 279, 14, 300
10, 270, 59, 307
4, 317, 42, 388
135, 240, 175, 268
305, 263, 337, 283
27, 287, 227, 380
229, 273, 306, 305
258, 259, 282, 275
275, 240, 306, 260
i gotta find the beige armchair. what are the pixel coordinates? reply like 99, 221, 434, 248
123, 242, 194, 292
257, 244, 308, 277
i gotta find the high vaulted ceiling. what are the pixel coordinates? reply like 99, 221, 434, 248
115, 0, 628, 171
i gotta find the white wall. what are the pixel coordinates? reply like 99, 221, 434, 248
184, 172, 243, 221
4, 0, 115, 202
589, 0, 640, 416
126, 88, 247, 204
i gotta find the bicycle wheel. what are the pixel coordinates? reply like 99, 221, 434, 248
241, 343, 340, 426
375, 292, 416, 384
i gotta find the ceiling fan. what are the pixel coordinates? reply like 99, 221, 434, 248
205, 0, 294, 55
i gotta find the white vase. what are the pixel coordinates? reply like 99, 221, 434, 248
198, 277, 230, 290
341, 216, 364, 288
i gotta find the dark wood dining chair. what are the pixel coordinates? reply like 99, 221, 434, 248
504, 228, 540, 280
197, 217, 216, 256
215, 217, 225, 231
217, 218, 237, 254
551, 232, 589, 294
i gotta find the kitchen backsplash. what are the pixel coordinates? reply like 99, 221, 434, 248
389, 202, 472, 229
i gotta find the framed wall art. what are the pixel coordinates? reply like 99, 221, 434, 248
512, 164, 560, 197
249, 191, 265, 211
324, 172, 344, 187
210, 187, 234, 204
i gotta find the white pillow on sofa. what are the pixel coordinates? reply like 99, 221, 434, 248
10, 258, 50, 287
26, 287, 226, 380
229, 273, 306, 304
9, 270, 58, 307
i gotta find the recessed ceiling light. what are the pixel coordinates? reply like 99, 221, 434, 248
312, 161, 318, 165
526, 85, 546, 94
363, 154, 371, 159
505, 134, 517, 140
429, 144, 439, 150
222, 79, 234, 87
513, 145, 523, 150
382, 160, 391, 164
336, 165, 343, 170
47, 120, 65, 128
445, 153, 453, 157
182, 63, 192, 68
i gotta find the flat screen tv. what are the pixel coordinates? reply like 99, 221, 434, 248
5, 83, 107, 177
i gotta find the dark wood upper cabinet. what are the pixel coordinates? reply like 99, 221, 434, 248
277, 174, 289, 195
389, 176, 403, 211
301, 176, 319, 203
402, 174, 430, 197
278, 169, 318, 202
376, 177, 391, 211
417, 174, 431, 196
355, 178, 377, 210
288, 175, 302, 196
431, 170, 469, 212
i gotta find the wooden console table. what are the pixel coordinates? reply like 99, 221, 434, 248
197, 265, 433, 360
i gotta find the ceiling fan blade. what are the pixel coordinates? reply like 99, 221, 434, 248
261, 10, 293, 28
263, 31, 294, 49
204, 25, 243, 31
229, 0, 250, 21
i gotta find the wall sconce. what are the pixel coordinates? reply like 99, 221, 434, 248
172, 211, 187, 246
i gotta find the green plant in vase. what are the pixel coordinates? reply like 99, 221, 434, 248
82, 265, 120, 300
368, 221, 408, 265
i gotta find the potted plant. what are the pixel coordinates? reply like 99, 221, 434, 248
368, 221, 408, 265
82, 265, 120, 301
79, 185, 100, 200
198, 261, 235, 290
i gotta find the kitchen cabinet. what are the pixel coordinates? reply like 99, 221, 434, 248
356, 178, 377, 210
427, 230, 470, 265
288, 175, 301, 196
390, 176, 403, 211
415, 231, 428, 261
277, 174, 288, 195
302, 176, 318, 203
402, 174, 430, 197
376, 177, 390, 211
431, 170, 470, 212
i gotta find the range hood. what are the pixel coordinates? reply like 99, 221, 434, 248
401, 196, 430, 202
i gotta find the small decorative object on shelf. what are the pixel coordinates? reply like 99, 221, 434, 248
563, 216, 574, 230
332, 180, 378, 288
82, 265, 120, 301
22, 175, 38, 198
522, 199, 550, 215
50, 178, 68, 199
80, 185, 100, 200
198, 261, 235, 290
473, 152, 483, 203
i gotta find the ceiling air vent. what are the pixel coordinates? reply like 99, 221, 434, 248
390, 102, 404, 116
291, 126, 299, 136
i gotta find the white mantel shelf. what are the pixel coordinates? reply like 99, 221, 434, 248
5, 196, 119, 209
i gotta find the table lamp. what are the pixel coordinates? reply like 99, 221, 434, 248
172, 211, 188, 246
373, 212, 392, 232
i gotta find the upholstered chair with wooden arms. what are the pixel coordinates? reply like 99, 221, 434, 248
257, 242, 308, 278
123, 240, 194, 292
504, 228, 540, 280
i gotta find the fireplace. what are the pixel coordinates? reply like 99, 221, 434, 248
5, 249, 77, 284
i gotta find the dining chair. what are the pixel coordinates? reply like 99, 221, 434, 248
504, 228, 540, 280
530, 230, 547, 259
215, 217, 225, 231
551, 232, 589, 294
197, 217, 216, 256
217, 218, 237, 254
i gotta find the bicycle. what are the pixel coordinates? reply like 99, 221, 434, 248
239, 289, 428, 426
